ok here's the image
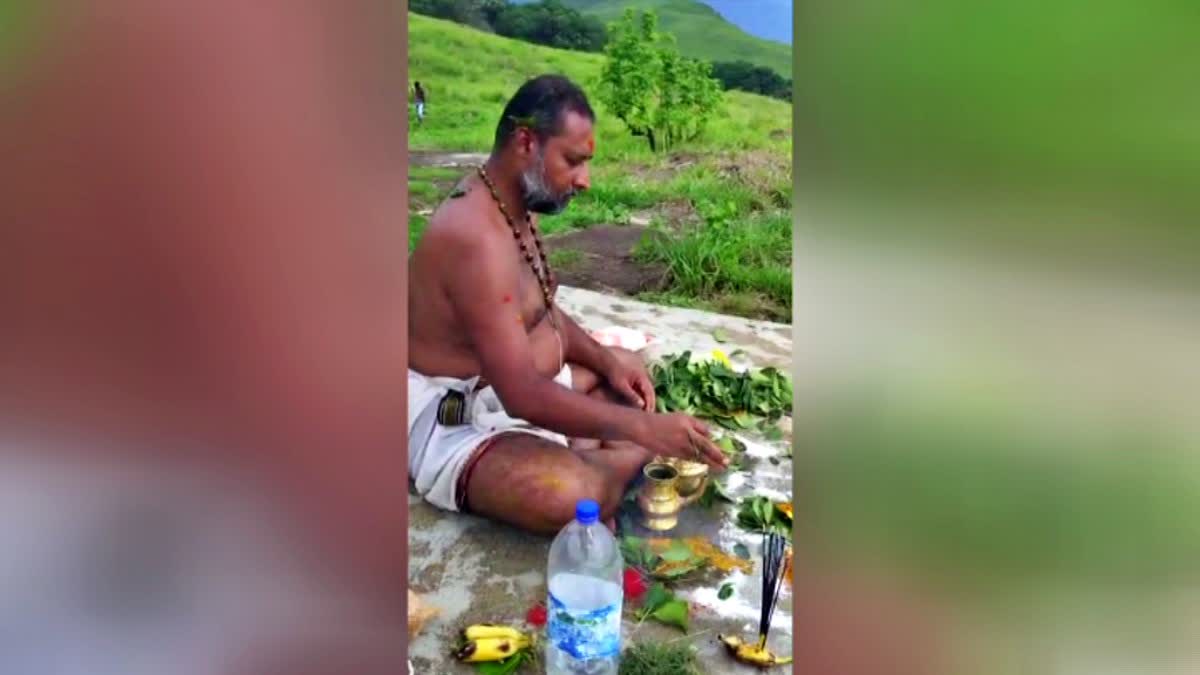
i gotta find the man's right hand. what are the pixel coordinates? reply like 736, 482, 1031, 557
635, 412, 729, 470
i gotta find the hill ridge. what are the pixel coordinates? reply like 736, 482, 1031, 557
534, 0, 792, 77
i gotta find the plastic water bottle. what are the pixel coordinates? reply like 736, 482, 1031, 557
545, 499, 623, 675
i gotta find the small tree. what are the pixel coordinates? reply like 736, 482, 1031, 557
597, 9, 723, 152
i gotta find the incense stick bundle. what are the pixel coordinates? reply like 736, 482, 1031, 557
718, 532, 793, 667
757, 532, 787, 648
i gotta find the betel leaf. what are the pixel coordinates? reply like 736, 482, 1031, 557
621, 536, 657, 570
659, 540, 695, 563
649, 598, 690, 633
635, 583, 691, 632
712, 328, 728, 343
653, 557, 706, 580
638, 583, 672, 617
718, 583, 734, 600
733, 543, 751, 560
700, 477, 735, 508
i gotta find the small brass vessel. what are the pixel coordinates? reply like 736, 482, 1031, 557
635, 458, 711, 532
637, 463, 682, 531
655, 456, 710, 503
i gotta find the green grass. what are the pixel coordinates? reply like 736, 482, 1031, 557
618, 640, 701, 675
547, 248, 584, 268
563, 0, 792, 78
408, 13, 791, 156
408, 12, 793, 320
409, 213, 429, 251
636, 208, 792, 321
409, 166, 462, 181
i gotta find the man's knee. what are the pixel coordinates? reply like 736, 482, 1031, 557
540, 468, 622, 531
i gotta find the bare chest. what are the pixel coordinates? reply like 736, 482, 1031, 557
513, 258, 558, 332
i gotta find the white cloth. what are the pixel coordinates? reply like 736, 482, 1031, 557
407, 366, 572, 512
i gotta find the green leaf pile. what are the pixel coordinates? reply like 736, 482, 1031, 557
651, 352, 792, 431
736, 496, 792, 539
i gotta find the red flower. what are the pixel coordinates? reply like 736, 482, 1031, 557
623, 567, 648, 599
526, 602, 547, 627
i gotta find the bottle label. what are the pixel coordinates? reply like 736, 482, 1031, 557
547, 592, 621, 661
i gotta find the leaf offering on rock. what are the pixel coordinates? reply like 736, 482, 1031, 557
737, 496, 792, 539
634, 583, 691, 633
650, 352, 792, 430
646, 537, 752, 575
718, 583, 734, 600
625, 536, 707, 580
651, 599, 689, 632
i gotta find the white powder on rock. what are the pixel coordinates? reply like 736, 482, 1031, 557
737, 435, 778, 459
681, 570, 793, 635
750, 486, 791, 503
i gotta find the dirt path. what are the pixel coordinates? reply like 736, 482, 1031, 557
543, 225, 666, 297
409, 152, 670, 299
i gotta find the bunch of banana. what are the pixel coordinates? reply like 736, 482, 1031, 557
454, 624, 534, 663
718, 634, 792, 668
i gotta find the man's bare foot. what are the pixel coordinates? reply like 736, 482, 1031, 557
569, 437, 603, 451
574, 441, 652, 484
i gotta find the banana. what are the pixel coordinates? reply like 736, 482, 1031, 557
718, 634, 793, 668
454, 636, 531, 663
462, 623, 527, 641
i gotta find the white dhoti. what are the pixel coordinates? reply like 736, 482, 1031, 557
407, 366, 573, 512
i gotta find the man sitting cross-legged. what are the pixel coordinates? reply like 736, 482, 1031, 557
407, 74, 727, 535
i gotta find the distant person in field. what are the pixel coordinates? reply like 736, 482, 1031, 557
413, 81, 426, 124
407, 74, 727, 535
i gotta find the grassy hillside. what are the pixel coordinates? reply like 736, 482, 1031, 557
407, 13, 790, 155
408, 13, 793, 321
563, 0, 792, 77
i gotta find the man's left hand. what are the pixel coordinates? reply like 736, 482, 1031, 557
604, 354, 656, 412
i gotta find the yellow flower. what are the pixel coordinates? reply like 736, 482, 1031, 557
711, 349, 732, 369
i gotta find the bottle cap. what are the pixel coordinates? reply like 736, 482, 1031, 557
575, 498, 600, 525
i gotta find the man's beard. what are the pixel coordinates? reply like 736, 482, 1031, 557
520, 151, 576, 215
